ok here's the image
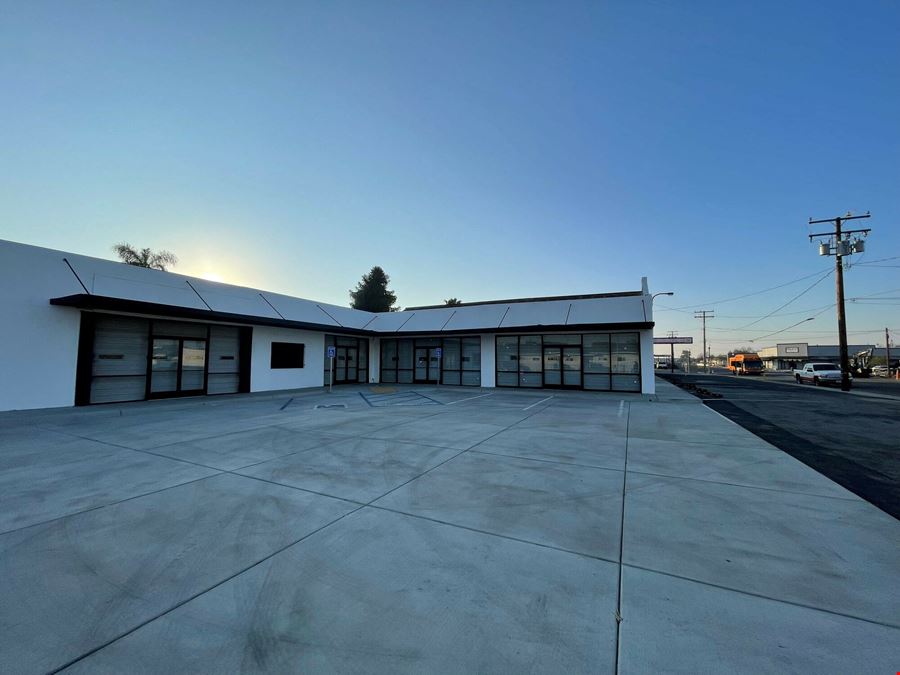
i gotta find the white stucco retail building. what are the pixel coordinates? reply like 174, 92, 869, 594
0, 239, 657, 411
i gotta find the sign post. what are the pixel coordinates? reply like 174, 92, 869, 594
326, 345, 336, 393
653, 337, 694, 373
434, 347, 442, 386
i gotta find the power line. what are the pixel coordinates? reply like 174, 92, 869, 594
703, 289, 900, 323
658, 266, 833, 312
856, 255, 900, 265
735, 269, 833, 329
853, 288, 900, 298
749, 317, 819, 343
670, 290, 894, 323
747, 303, 835, 342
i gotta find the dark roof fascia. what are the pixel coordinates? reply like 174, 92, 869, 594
50, 294, 653, 337
391, 322, 654, 337
49, 294, 372, 336
405, 290, 644, 310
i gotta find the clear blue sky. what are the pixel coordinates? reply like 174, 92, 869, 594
2, 1, 898, 353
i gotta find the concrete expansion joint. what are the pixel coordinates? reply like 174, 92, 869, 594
622, 563, 900, 631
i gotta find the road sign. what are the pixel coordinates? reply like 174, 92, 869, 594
653, 337, 694, 344
326, 346, 336, 358
434, 347, 442, 358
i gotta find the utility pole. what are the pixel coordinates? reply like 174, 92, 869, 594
667, 331, 677, 373
808, 212, 871, 391
887, 328, 892, 378
694, 311, 714, 373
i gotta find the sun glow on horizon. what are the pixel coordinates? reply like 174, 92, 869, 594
198, 271, 225, 283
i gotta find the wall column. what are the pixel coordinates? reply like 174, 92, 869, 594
480, 334, 495, 388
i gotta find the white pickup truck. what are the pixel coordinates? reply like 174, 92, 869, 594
793, 362, 851, 387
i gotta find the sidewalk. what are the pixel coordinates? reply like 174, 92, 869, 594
619, 378, 899, 672
648, 377, 699, 401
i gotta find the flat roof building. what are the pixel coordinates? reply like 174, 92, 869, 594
0, 240, 657, 411
757, 342, 876, 371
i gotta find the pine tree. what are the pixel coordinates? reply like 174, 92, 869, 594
349, 266, 399, 312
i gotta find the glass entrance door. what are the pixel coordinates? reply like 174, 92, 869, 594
334, 346, 357, 384
150, 337, 207, 397
345, 347, 357, 384
415, 347, 440, 383
543, 347, 562, 387
562, 346, 582, 387
150, 338, 179, 394
180, 340, 207, 392
543, 345, 582, 388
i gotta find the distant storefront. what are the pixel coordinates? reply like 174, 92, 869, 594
758, 342, 875, 370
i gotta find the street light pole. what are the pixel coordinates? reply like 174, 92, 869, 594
650, 292, 674, 374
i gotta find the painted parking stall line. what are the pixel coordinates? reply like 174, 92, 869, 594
445, 393, 494, 406
523, 395, 554, 411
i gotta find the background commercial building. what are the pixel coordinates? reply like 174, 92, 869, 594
757, 342, 876, 371
0, 240, 657, 411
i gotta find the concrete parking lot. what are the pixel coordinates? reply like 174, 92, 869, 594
1, 381, 898, 673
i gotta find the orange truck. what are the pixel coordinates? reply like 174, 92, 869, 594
728, 352, 764, 375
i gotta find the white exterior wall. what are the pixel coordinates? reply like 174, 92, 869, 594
249, 327, 326, 393
0, 243, 84, 411
639, 327, 655, 395
480, 334, 496, 388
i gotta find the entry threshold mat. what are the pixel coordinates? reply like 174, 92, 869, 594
360, 391, 442, 407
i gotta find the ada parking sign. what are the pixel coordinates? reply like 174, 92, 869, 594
326, 346, 336, 359
434, 347, 442, 358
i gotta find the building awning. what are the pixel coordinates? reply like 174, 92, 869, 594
50, 294, 653, 336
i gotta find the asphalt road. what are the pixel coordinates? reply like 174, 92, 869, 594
762, 370, 900, 397
659, 372, 900, 520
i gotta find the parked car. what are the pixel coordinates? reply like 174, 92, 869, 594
793, 363, 851, 387
871, 365, 889, 377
